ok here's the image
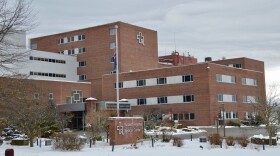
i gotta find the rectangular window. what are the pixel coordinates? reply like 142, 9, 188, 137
157, 77, 166, 85
228, 64, 242, 68
79, 61, 86, 67
173, 114, 178, 120
109, 28, 116, 35
183, 95, 194, 102
137, 98, 147, 105
79, 47, 86, 53
243, 96, 259, 103
242, 78, 258, 86
182, 75, 193, 82
48, 93, 54, 100
157, 96, 168, 104
137, 80, 146, 87
31, 43, 37, 49
78, 35, 85, 41
232, 112, 238, 119
79, 74, 86, 80
110, 56, 115, 63
110, 42, 116, 49
114, 82, 123, 89
184, 113, 195, 120
217, 94, 237, 102
216, 74, 235, 83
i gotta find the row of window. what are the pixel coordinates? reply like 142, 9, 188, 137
33, 93, 54, 100
115, 75, 194, 88
30, 71, 66, 78
57, 35, 85, 44
217, 94, 259, 103
137, 95, 195, 105
29, 56, 66, 64
173, 113, 195, 121
58, 47, 86, 55
216, 74, 258, 86
219, 112, 239, 119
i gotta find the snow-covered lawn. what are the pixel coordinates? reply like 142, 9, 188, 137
1, 138, 280, 156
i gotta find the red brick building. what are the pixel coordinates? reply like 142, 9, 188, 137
30, 21, 266, 126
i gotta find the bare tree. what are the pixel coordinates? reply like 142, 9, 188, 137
255, 84, 280, 146
0, 78, 56, 147
86, 111, 110, 143
0, 0, 36, 75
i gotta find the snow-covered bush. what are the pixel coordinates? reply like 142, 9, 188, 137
236, 136, 249, 147
226, 136, 235, 146
173, 137, 183, 147
52, 133, 84, 151
11, 138, 29, 146
208, 134, 221, 145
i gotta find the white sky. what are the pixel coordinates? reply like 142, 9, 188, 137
26, 0, 280, 86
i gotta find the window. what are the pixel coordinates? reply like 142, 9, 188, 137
79, 61, 86, 67
243, 96, 259, 103
110, 56, 115, 63
68, 49, 75, 55
78, 35, 85, 41
157, 77, 166, 85
173, 114, 178, 120
137, 80, 146, 87
114, 82, 123, 89
48, 93, 54, 100
29, 56, 33, 60
183, 95, 194, 102
79, 74, 86, 80
73, 93, 80, 101
109, 28, 116, 35
157, 96, 168, 104
232, 112, 238, 119
242, 78, 258, 86
228, 64, 242, 68
184, 113, 195, 120
31, 43, 37, 49
182, 75, 193, 82
57, 38, 64, 44
217, 94, 237, 102
79, 47, 86, 53
216, 74, 235, 83
137, 98, 147, 105
110, 42, 116, 49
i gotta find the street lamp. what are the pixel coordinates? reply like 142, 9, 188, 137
221, 104, 225, 137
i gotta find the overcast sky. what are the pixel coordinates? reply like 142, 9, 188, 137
27, 0, 280, 85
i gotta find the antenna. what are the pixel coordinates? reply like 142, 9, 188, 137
173, 32, 176, 52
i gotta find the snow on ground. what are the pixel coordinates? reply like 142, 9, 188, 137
1, 138, 280, 156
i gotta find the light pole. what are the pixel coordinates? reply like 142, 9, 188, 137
222, 104, 225, 137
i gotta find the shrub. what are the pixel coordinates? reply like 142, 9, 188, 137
226, 136, 235, 146
0, 139, 3, 145
11, 139, 29, 146
226, 120, 241, 127
161, 129, 173, 142
93, 135, 102, 141
173, 137, 184, 147
52, 133, 84, 151
251, 137, 277, 145
208, 134, 221, 145
236, 136, 249, 147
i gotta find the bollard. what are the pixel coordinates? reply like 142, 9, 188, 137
90, 139, 92, 148
112, 142, 115, 152
263, 143, 265, 150
36, 138, 38, 146
191, 135, 192, 141
39, 140, 42, 148
152, 138, 154, 147
5, 149, 14, 156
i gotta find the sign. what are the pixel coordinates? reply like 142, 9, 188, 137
116, 122, 142, 135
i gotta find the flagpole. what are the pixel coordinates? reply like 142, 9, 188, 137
115, 25, 119, 117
